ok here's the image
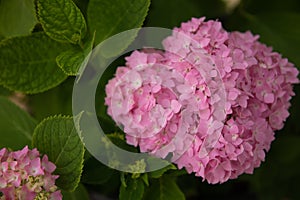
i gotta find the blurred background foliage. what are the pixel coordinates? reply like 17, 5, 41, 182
0, 0, 300, 199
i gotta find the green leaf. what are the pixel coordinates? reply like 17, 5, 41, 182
149, 164, 177, 179
29, 78, 74, 121
32, 115, 85, 191
56, 48, 85, 76
72, 0, 90, 17
81, 156, 115, 185
120, 177, 145, 200
143, 176, 185, 200
61, 183, 90, 200
56, 32, 95, 76
87, 0, 150, 45
0, 32, 69, 94
0, 0, 37, 37
141, 173, 149, 186
0, 97, 37, 150
37, 0, 87, 44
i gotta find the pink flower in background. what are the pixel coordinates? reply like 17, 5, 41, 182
105, 17, 299, 183
0, 146, 62, 200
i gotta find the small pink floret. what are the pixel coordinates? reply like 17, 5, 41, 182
0, 146, 62, 199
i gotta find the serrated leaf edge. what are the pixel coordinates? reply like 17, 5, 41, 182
32, 114, 85, 192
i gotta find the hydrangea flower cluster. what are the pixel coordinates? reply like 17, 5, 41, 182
0, 146, 62, 200
105, 17, 299, 183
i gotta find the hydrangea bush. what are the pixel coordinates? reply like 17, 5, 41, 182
0, 146, 61, 200
105, 17, 299, 183
0, 0, 300, 199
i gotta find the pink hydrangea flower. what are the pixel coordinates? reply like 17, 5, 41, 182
105, 17, 299, 184
0, 146, 62, 200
